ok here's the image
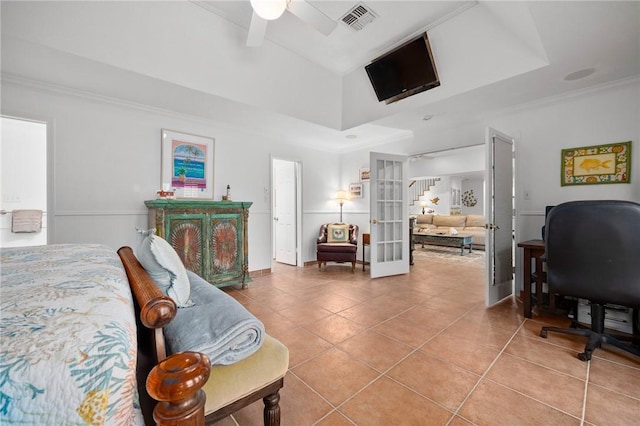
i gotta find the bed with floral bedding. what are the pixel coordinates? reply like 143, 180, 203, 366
0, 244, 144, 425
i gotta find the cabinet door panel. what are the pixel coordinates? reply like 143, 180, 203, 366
209, 214, 244, 283
166, 215, 206, 277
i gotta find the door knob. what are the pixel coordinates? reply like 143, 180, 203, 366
371, 219, 379, 224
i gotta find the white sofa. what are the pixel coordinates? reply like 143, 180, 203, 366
413, 214, 486, 248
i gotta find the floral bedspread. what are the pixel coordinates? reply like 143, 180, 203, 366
0, 244, 143, 425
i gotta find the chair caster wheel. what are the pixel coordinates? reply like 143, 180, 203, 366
540, 330, 547, 338
578, 352, 590, 362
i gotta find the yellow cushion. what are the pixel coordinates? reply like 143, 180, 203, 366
433, 215, 467, 228
416, 214, 433, 225
203, 334, 289, 414
466, 215, 486, 228
327, 224, 349, 243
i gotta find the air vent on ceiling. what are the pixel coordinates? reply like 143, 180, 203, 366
340, 3, 377, 31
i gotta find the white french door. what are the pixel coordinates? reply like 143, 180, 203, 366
369, 152, 410, 278
485, 127, 515, 306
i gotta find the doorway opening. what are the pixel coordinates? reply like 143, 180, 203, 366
271, 157, 302, 268
407, 134, 516, 308
0, 116, 49, 248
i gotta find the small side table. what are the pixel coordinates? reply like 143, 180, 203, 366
517, 239, 545, 318
362, 233, 370, 271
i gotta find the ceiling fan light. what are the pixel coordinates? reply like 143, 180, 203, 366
250, 0, 287, 21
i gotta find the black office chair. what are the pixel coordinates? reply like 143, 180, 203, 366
539, 200, 640, 361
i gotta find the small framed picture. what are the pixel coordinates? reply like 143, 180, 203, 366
161, 129, 215, 199
359, 167, 370, 182
349, 183, 363, 198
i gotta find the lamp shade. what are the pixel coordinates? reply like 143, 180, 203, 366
336, 190, 349, 202
250, 0, 287, 20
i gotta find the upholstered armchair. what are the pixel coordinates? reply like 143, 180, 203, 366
316, 223, 359, 272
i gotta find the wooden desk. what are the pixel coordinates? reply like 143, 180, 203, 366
362, 233, 370, 271
517, 239, 545, 318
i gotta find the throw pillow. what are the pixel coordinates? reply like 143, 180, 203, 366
136, 229, 193, 308
327, 224, 349, 243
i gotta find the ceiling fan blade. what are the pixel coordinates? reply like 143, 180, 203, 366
246, 11, 268, 47
287, 0, 337, 36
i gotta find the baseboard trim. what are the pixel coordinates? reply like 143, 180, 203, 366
249, 268, 272, 277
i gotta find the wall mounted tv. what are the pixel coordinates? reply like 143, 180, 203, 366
365, 32, 440, 104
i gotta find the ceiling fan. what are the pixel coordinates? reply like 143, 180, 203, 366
247, 0, 337, 47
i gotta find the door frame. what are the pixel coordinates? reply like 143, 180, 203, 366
1, 113, 54, 244
270, 156, 302, 268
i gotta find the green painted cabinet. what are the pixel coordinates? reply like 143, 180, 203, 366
145, 199, 252, 288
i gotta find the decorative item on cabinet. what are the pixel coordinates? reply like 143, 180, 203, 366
145, 199, 252, 288
222, 184, 232, 201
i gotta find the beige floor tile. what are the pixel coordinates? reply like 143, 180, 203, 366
372, 316, 442, 348
443, 317, 514, 351
420, 331, 500, 375
315, 411, 356, 426
337, 330, 414, 372
584, 382, 640, 426
232, 372, 333, 426
309, 293, 363, 313
273, 327, 333, 368
588, 356, 640, 399
387, 351, 480, 411
398, 305, 461, 330
292, 348, 379, 406
339, 376, 453, 425
304, 314, 367, 345
485, 353, 586, 418
462, 308, 524, 333
459, 379, 580, 426
504, 335, 588, 379
336, 303, 396, 328
277, 303, 333, 325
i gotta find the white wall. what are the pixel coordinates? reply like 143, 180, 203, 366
461, 179, 484, 216
1, 80, 343, 270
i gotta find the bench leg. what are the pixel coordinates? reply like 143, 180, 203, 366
263, 391, 281, 426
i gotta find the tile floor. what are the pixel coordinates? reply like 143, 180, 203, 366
218, 254, 640, 426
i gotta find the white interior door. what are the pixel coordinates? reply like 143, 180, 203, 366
273, 159, 297, 265
369, 152, 410, 278
0, 116, 48, 248
485, 127, 515, 306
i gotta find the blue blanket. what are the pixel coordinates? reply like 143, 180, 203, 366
164, 271, 265, 365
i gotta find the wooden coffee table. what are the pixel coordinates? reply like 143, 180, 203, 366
413, 232, 473, 256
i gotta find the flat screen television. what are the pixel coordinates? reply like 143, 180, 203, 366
365, 32, 440, 104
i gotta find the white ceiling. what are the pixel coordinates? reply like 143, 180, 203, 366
197, 0, 478, 75
186, 0, 640, 151
2, 1, 639, 153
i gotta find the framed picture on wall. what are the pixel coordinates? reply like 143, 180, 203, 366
349, 183, 363, 198
359, 168, 370, 182
161, 129, 215, 199
561, 141, 631, 186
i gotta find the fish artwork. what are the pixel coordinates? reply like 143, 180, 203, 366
579, 158, 611, 172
